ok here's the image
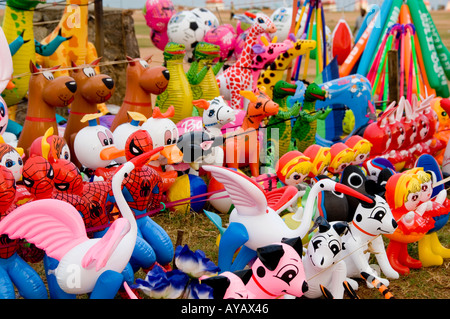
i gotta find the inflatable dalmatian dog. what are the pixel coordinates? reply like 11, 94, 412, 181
340, 194, 399, 289
302, 217, 350, 299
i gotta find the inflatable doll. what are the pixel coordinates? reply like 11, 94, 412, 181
303, 144, 331, 181
200, 269, 252, 299
0, 166, 48, 299
327, 142, 354, 178
29, 127, 71, 162
344, 135, 372, 167
415, 154, 450, 267
113, 111, 147, 164
384, 170, 435, 275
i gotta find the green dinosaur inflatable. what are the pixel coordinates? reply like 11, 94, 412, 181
156, 42, 194, 123
265, 80, 301, 163
186, 42, 225, 116
292, 83, 330, 153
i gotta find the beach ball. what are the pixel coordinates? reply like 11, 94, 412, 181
166, 174, 207, 213
144, 0, 176, 32
204, 24, 237, 60
150, 29, 170, 51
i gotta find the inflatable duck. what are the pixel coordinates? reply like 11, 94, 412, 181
140, 106, 184, 191
73, 113, 124, 181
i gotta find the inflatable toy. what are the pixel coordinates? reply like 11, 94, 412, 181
29, 127, 70, 162
35, 0, 111, 116
0, 149, 162, 297
167, 11, 211, 61
270, 7, 302, 41
431, 98, 450, 164
186, 42, 223, 105
339, 189, 399, 289
291, 75, 373, 148
357, 0, 400, 77
384, 170, 434, 275
203, 165, 373, 272
149, 29, 170, 51
302, 217, 349, 299
35, 0, 102, 95
363, 157, 395, 182
144, 0, 176, 32
344, 135, 372, 166
22, 155, 55, 200
303, 144, 331, 179
216, 12, 276, 109
1, 0, 70, 111
331, 19, 353, 65
407, 0, 449, 97
223, 87, 279, 177
275, 151, 312, 187
17, 63, 77, 159
203, 24, 237, 61
327, 142, 354, 177
176, 130, 224, 173
363, 103, 396, 159
244, 237, 308, 299
193, 96, 236, 138
0, 166, 48, 299
200, 269, 252, 299
249, 36, 293, 91
110, 56, 169, 131
0, 26, 14, 142
74, 114, 123, 181
191, 8, 219, 28
141, 106, 184, 192
292, 83, 329, 152
64, 58, 116, 167
264, 81, 299, 163
414, 155, 450, 267
167, 174, 207, 213
108, 132, 173, 270
155, 43, 194, 123
112, 112, 148, 164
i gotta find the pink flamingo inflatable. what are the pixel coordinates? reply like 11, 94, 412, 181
0, 147, 163, 295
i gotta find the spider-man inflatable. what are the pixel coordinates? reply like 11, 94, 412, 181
0, 166, 48, 299
106, 130, 174, 272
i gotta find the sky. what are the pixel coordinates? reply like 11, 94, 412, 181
2, 0, 448, 10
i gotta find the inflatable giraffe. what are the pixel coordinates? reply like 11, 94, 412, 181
34, 0, 108, 113
36, 0, 98, 73
216, 12, 276, 110
257, 39, 316, 99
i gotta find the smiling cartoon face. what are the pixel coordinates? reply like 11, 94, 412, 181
307, 220, 347, 270
353, 195, 397, 235
74, 125, 123, 170
0, 145, 23, 182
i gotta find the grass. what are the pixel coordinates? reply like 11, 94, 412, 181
0, 6, 449, 300
132, 8, 450, 300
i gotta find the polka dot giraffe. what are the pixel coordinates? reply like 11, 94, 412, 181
216, 12, 276, 110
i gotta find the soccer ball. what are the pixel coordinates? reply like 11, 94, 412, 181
191, 7, 219, 28
167, 10, 209, 59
